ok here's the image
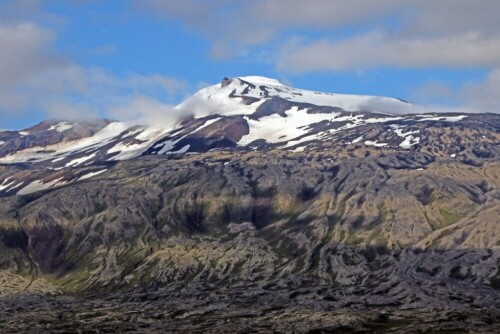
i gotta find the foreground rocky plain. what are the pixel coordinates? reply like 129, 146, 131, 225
0, 135, 499, 332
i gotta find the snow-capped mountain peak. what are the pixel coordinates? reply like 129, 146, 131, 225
236, 76, 286, 86
179, 75, 412, 118
1, 75, 493, 196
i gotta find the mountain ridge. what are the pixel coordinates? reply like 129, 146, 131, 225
0, 76, 498, 198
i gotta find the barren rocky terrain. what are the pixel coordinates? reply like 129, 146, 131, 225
0, 77, 499, 332
0, 135, 499, 332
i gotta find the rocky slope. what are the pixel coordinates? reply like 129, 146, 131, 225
0, 77, 499, 332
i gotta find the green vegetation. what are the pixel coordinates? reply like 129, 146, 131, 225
366, 225, 387, 247
439, 208, 465, 226
346, 230, 362, 245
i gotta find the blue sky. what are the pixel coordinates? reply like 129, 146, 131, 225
1, 0, 500, 129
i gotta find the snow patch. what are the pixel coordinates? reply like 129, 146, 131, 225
0, 121, 174, 165
285, 133, 323, 148
154, 118, 222, 155
48, 122, 74, 132
172, 145, 190, 154
417, 115, 467, 122
238, 76, 285, 87
399, 136, 420, 149
239, 107, 403, 148
393, 128, 420, 149
78, 169, 108, 181
364, 140, 388, 147
352, 136, 363, 144
228, 76, 410, 113
18, 178, 67, 195
65, 152, 97, 167
0, 178, 15, 192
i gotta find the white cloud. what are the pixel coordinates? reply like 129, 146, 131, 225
273, 0, 500, 73
0, 22, 64, 87
460, 69, 500, 112
135, 0, 500, 72
413, 69, 500, 114
135, 0, 403, 58
246, 0, 400, 28
277, 33, 500, 73
0, 64, 188, 123
0, 0, 44, 23
0, 0, 188, 127
107, 95, 182, 127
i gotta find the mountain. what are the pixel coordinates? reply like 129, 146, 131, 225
0, 76, 498, 197
1, 75, 414, 170
0, 77, 499, 333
